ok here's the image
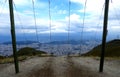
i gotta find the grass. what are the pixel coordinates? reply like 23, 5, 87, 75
92, 56, 120, 61
0, 47, 55, 64
17, 47, 47, 56
17, 47, 56, 57
0, 55, 5, 59
0, 56, 27, 64
37, 54, 56, 57
83, 39, 120, 57
0, 54, 55, 64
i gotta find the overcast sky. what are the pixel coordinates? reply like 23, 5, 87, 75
0, 0, 120, 37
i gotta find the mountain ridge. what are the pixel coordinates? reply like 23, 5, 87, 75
83, 39, 120, 57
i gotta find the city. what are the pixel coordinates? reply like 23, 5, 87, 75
0, 40, 101, 56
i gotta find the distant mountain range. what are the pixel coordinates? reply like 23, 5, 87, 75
46, 40, 83, 45
0, 32, 103, 43
84, 39, 120, 57
0, 39, 101, 56
2, 39, 101, 45
2, 41, 38, 45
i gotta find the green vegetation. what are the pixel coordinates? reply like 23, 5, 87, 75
0, 56, 27, 64
0, 55, 5, 59
0, 47, 49, 64
83, 39, 120, 57
17, 47, 55, 57
17, 47, 47, 56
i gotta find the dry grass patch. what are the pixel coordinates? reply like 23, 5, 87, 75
0, 56, 27, 64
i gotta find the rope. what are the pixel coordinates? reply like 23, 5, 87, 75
48, 0, 52, 43
32, 0, 39, 44
94, 3, 105, 42
111, 2, 120, 25
0, 0, 7, 16
68, 0, 71, 44
111, 0, 112, 3
79, 0, 87, 54
110, 0, 120, 39
13, 2, 28, 46
48, 0, 53, 54
67, 0, 71, 56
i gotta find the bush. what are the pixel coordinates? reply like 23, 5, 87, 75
0, 56, 27, 64
83, 39, 120, 57
17, 47, 47, 56
0, 55, 4, 59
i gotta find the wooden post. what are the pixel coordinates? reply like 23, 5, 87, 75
8, 0, 19, 73
99, 0, 110, 72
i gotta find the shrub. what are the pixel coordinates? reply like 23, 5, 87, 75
17, 47, 47, 56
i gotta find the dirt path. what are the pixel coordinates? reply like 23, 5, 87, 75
27, 57, 54, 77
67, 57, 103, 77
72, 57, 120, 77
0, 57, 50, 77
0, 57, 120, 77
0, 64, 9, 72
51, 57, 69, 77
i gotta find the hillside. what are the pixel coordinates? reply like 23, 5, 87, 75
83, 39, 120, 57
17, 47, 47, 56
0, 47, 48, 64
2, 41, 38, 45
0, 55, 4, 59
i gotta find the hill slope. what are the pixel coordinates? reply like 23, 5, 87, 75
84, 39, 120, 57
17, 47, 47, 56
0, 55, 4, 59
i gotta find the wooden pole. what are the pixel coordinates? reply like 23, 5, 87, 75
8, 0, 19, 73
99, 0, 110, 72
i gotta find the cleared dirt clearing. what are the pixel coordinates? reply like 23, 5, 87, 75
0, 57, 119, 77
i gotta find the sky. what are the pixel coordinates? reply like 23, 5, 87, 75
0, 0, 120, 42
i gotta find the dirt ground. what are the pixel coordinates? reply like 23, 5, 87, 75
0, 56, 120, 77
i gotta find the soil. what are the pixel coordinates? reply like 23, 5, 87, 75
0, 56, 119, 77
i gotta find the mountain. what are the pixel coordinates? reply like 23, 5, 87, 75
2, 41, 38, 45
17, 47, 47, 56
46, 40, 81, 45
3, 40, 81, 45
83, 39, 120, 57
46, 40, 99, 45
0, 39, 101, 56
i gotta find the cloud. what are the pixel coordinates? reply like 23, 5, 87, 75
71, 0, 120, 32
65, 13, 81, 22
0, 0, 120, 36
39, 29, 69, 34
70, 0, 84, 4
16, 29, 35, 34
12, 0, 30, 6
71, 0, 104, 13
58, 10, 67, 14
